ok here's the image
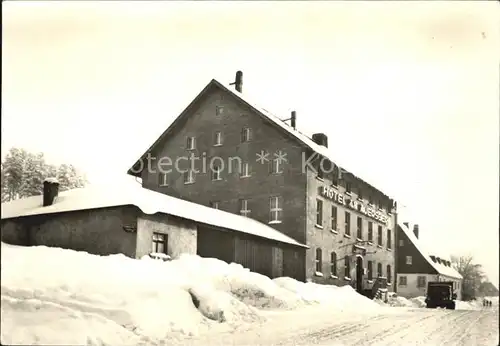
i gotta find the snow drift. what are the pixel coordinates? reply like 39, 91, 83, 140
1, 243, 380, 345
383, 293, 487, 310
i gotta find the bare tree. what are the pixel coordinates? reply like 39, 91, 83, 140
451, 255, 486, 300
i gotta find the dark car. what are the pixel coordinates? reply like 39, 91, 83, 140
425, 281, 457, 310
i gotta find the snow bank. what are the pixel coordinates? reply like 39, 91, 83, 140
273, 277, 380, 311
383, 293, 490, 311
1, 243, 381, 345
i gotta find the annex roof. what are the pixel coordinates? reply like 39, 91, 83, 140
1, 180, 307, 249
127, 78, 393, 200
398, 223, 462, 280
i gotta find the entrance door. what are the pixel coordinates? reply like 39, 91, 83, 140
356, 256, 364, 292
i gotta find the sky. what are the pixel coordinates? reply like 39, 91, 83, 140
2, 1, 499, 285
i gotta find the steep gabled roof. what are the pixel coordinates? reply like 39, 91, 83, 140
1, 179, 307, 249
127, 78, 393, 200
398, 223, 462, 279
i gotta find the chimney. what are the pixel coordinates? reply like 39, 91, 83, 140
413, 224, 419, 239
234, 71, 243, 93
43, 177, 60, 207
403, 222, 409, 228
291, 111, 297, 129
312, 133, 328, 148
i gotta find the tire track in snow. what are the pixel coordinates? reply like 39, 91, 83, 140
362, 312, 441, 345
273, 314, 392, 345
419, 309, 476, 345
374, 309, 468, 345
434, 309, 498, 346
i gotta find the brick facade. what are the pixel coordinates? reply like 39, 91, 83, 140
140, 85, 308, 244
133, 80, 397, 288
306, 164, 397, 290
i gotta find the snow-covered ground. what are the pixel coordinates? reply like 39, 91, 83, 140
381, 292, 497, 310
1, 242, 383, 345
2, 242, 495, 345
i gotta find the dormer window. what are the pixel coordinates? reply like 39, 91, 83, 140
345, 181, 351, 194
357, 188, 363, 200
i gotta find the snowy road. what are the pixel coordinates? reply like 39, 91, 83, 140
185, 306, 499, 346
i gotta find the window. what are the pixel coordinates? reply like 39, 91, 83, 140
330, 252, 337, 277
269, 196, 282, 223
316, 199, 323, 226
399, 276, 407, 286
159, 172, 169, 187
387, 265, 392, 283
356, 217, 363, 239
377, 225, 383, 246
186, 136, 196, 150
387, 229, 392, 249
345, 181, 351, 194
152, 232, 167, 254
241, 127, 252, 142
270, 158, 283, 174
417, 276, 426, 288
332, 167, 339, 186
214, 131, 223, 146
406, 256, 412, 265
211, 164, 222, 181
344, 212, 351, 236
183, 170, 195, 184
216, 105, 224, 116
344, 256, 350, 278
357, 188, 363, 200
399, 239, 404, 247
209, 201, 219, 209
240, 162, 251, 178
331, 206, 337, 231
377, 263, 382, 277
367, 261, 373, 280
317, 165, 324, 180
317, 159, 329, 180
368, 222, 373, 242
239, 199, 250, 217
315, 248, 322, 272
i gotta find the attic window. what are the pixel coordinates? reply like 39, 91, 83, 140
159, 172, 169, 187
216, 106, 224, 116
241, 128, 252, 142
345, 181, 351, 194
186, 136, 196, 150
214, 131, 223, 146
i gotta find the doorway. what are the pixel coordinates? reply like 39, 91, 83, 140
356, 256, 364, 292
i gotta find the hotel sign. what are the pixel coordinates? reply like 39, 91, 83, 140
320, 185, 390, 225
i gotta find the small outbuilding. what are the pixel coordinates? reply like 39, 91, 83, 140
1, 178, 307, 280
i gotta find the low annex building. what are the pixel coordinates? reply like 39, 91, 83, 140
1, 178, 307, 280
396, 223, 462, 299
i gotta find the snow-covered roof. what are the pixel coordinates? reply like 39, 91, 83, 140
128, 78, 393, 200
1, 181, 307, 249
398, 223, 462, 280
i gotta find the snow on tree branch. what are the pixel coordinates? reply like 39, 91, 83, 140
1, 147, 88, 202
